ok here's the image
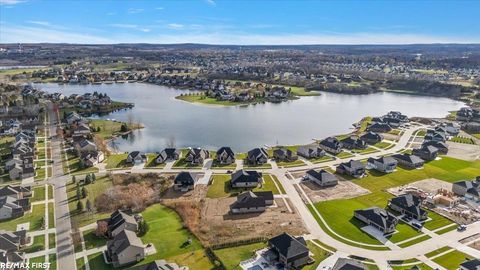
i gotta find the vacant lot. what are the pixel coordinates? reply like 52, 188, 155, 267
301, 179, 370, 203
387, 178, 453, 196
446, 141, 480, 161
201, 197, 306, 244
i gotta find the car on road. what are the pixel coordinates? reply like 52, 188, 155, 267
457, 225, 467, 232
412, 222, 423, 230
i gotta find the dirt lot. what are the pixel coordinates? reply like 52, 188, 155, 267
300, 179, 370, 203
446, 141, 480, 161
199, 197, 306, 245
387, 178, 453, 196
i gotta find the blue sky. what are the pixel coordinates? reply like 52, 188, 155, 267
0, 0, 479, 44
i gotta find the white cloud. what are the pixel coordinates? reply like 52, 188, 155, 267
0, 0, 25, 5
110, 24, 150, 32
27, 20, 50, 26
205, 0, 215, 6
127, 8, 144, 14
106, 12, 116, 16
155, 7, 164, 10
167, 23, 184, 30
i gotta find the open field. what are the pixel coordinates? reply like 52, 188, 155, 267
214, 242, 266, 270
431, 249, 473, 269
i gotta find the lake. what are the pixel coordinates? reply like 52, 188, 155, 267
34, 82, 465, 152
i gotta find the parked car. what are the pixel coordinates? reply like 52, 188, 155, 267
457, 225, 467, 232
412, 222, 422, 230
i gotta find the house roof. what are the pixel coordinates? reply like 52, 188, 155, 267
231, 191, 271, 209
174, 172, 196, 186
107, 229, 143, 254
390, 194, 426, 218
108, 210, 137, 233
247, 148, 268, 159
217, 147, 234, 157
354, 207, 397, 231
360, 132, 381, 140
367, 156, 397, 165
319, 137, 341, 149
231, 170, 262, 184
332, 258, 368, 270
339, 160, 365, 170
460, 259, 480, 270
391, 154, 424, 165
268, 233, 309, 261
306, 169, 337, 184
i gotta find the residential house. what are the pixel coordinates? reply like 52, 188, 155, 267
246, 148, 269, 165
65, 112, 83, 125
128, 260, 188, 270
367, 122, 392, 133
391, 154, 424, 169
354, 207, 398, 234
340, 136, 367, 150
273, 148, 298, 162
0, 185, 31, 221
80, 151, 104, 167
74, 139, 97, 154
0, 230, 28, 267
216, 147, 235, 164
441, 122, 460, 136
154, 148, 180, 164
230, 191, 273, 214
422, 140, 448, 154
388, 194, 427, 220
452, 179, 480, 202
360, 132, 383, 145
366, 156, 398, 173
73, 123, 91, 136
332, 258, 368, 270
230, 170, 263, 188
460, 259, 480, 270
185, 148, 210, 165
106, 210, 139, 237
8, 157, 34, 180
412, 145, 438, 161
424, 131, 446, 142
296, 145, 325, 159
126, 151, 147, 164
305, 169, 338, 187
266, 233, 312, 270
106, 229, 145, 268
319, 137, 342, 154
173, 172, 196, 192
336, 160, 366, 178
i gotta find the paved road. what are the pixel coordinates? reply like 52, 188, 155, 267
45, 102, 77, 270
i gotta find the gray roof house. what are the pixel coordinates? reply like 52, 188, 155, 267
319, 137, 343, 154
305, 169, 338, 187
273, 148, 298, 162
75, 139, 97, 154
360, 132, 383, 145
230, 191, 273, 214
460, 259, 480, 270
0, 185, 31, 221
155, 148, 180, 164
366, 156, 398, 173
296, 145, 325, 159
246, 148, 269, 165
106, 210, 139, 237
266, 233, 312, 270
412, 145, 438, 161
452, 179, 480, 202
106, 229, 145, 268
126, 151, 147, 164
216, 147, 235, 164
340, 136, 367, 150
336, 160, 366, 178
388, 194, 427, 220
354, 207, 398, 234
185, 148, 210, 165
0, 230, 28, 267
332, 258, 368, 270
422, 140, 448, 154
230, 170, 263, 188
391, 154, 424, 169
174, 172, 197, 192
367, 122, 392, 133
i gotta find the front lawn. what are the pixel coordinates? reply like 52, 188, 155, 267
0, 203, 45, 231
172, 158, 202, 169
22, 234, 45, 253
432, 250, 472, 269
214, 242, 266, 270
423, 210, 454, 231
303, 241, 332, 270
310, 156, 335, 164
144, 153, 165, 168
387, 222, 423, 243
32, 186, 46, 202
373, 141, 393, 149
83, 229, 107, 250
105, 153, 131, 169
336, 151, 355, 159
276, 159, 306, 168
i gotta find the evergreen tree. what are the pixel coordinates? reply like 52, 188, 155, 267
81, 187, 88, 198
137, 220, 149, 236
77, 201, 84, 211
85, 174, 92, 184
91, 173, 96, 183
76, 185, 81, 200
72, 175, 76, 184
86, 199, 92, 211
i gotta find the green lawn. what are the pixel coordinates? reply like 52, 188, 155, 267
425, 246, 452, 258
432, 250, 472, 269
32, 186, 47, 202
336, 151, 355, 159
214, 242, 266, 269
303, 241, 332, 270
397, 235, 431, 248
211, 160, 237, 169
450, 136, 475, 144
67, 156, 100, 175
176, 94, 246, 106
373, 141, 393, 149
76, 257, 86, 270
29, 255, 45, 265
206, 174, 285, 198
83, 229, 107, 250
48, 203, 55, 228
390, 264, 433, 270
105, 153, 131, 169
22, 234, 45, 253
89, 119, 126, 140
67, 176, 113, 228
243, 162, 272, 169
310, 156, 335, 164
49, 254, 57, 270
172, 158, 202, 169
423, 210, 454, 231
435, 224, 457, 235
388, 222, 423, 243
34, 167, 46, 180
0, 203, 45, 231
48, 185, 53, 199
49, 233, 56, 249
352, 147, 379, 155
276, 159, 306, 168
289, 86, 320, 96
